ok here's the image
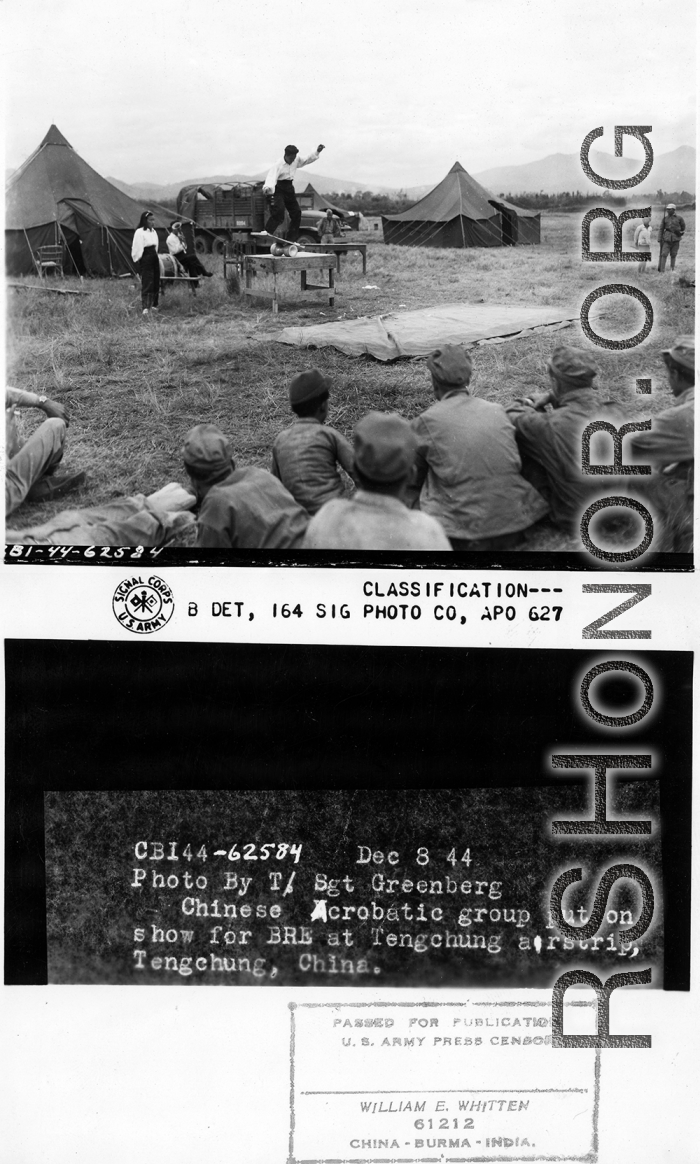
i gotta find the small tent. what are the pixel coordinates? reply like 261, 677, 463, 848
382, 161, 540, 248
5, 125, 173, 276
297, 183, 347, 217
297, 184, 361, 230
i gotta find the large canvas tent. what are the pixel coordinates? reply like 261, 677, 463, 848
5, 125, 173, 276
382, 161, 540, 248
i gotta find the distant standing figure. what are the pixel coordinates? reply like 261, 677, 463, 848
658, 203, 685, 273
263, 143, 325, 242
166, 221, 213, 291
633, 216, 653, 274
132, 211, 160, 314
318, 209, 342, 245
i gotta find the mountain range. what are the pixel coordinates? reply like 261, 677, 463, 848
471, 146, 696, 198
106, 171, 388, 202
101, 144, 693, 203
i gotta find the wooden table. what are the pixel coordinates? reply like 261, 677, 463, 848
296, 242, 368, 273
242, 254, 336, 314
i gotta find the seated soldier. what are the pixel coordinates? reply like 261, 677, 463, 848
183, 423, 309, 549
6, 387, 85, 517
506, 344, 624, 532
7, 484, 195, 547
629, 335, 694, 552
271, 370, 355, 514
408, 345, 548, 550
303, 411, 451, 550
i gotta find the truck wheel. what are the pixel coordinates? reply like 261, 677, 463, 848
211, 237, 226, 257
194, 236, 210, 255
296, 233, 316, 247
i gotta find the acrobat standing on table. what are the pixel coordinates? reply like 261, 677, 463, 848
263, 142, 325, 241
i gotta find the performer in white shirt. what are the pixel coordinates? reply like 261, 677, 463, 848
263, 143, 325, 241
131, 211, 161, 314
166, 222, 213, 290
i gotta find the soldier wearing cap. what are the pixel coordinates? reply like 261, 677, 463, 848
263, 142, 325, 242
182, 423, 309, 548
629, 336, 694, 551
303, 411, 451, 550
271, 370, 355, 514
506, 344, 624, 531
407, 345, 548, 550
658, 204, 686, 273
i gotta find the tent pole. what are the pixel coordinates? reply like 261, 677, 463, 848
22, 227, 38, 274
57, 223, 83, 279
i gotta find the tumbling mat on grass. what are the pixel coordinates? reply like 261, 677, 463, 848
278, 302, 577, 361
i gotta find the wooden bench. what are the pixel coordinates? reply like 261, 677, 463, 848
242, 254, 336, 314
158, 253, 200, 295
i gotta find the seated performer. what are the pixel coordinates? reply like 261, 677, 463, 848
166, 222, 214, 289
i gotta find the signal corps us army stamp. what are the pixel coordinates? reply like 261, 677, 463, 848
112, 575, 174, 634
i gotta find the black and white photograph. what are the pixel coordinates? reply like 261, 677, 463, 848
3, 0, 695, 567
2, 1, 698, 1163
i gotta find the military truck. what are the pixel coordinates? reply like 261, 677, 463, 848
176, 181, 337, 255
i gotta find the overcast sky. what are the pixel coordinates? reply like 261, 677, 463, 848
4, 0, 695, 188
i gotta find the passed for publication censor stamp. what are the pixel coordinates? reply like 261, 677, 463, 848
289, 999, 599, 1163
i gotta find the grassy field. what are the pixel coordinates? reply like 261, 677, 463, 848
6, 211, 695, 549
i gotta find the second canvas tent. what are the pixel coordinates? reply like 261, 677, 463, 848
382, 161, 540, 247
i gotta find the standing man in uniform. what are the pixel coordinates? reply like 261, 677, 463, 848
263, 143, 325, 241
318, 208, 342, 244
658, 203, 686, 273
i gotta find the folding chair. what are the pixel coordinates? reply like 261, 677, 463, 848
34, 244, 65, 278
